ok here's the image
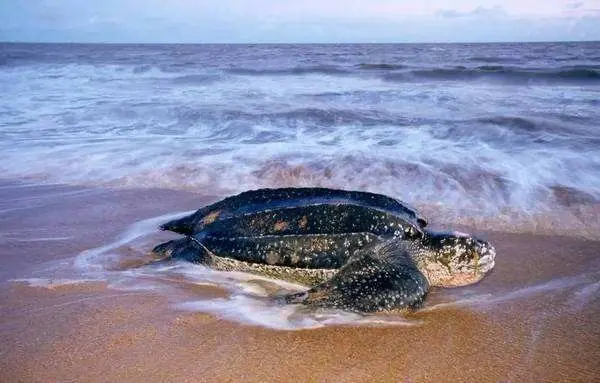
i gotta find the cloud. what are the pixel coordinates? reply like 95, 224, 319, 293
436, 5, 507, 19
1, 0, 599, 43
566, 1, 585, 9
436, 9, 463, 19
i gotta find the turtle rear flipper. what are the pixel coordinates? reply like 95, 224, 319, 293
286, 239, 429, 312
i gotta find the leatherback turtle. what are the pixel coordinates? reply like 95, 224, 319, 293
152, 187, 495, 312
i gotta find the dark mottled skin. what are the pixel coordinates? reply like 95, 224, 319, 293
161, 187, 427, 235
286, 240, 429, 311
202, 232, 380, 269
153, 188, 496, 313
153, 237, 337, 286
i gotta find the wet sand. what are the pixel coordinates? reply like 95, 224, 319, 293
1, 181, 599, 382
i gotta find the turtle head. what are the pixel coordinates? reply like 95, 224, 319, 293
415, 230, 496, 287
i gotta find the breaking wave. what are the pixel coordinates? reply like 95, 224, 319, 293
227, 65, 352, 76
2, 42, 599, 238
356, 63, 408, 70
383, 67, 600, 84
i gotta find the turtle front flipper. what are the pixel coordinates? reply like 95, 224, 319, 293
285, 239, 429, 312
151, 237, 210, 264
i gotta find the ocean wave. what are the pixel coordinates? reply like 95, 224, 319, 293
132, 64, 152, 74
561, 64, 600, 70
172, 107, 407, 128
0, 48, 47, 66
226, 65, 351, 76
268, 108, 400, 126
356, 63, 407, 70
383, 67, 600, 84
170, 74, 223, 85
3, 42, 600, 239
17, 151, 599, 238
467, 56, 522, 64
470, 116, 600, 144
123, 64, 600, 85
475, 116, 539, 132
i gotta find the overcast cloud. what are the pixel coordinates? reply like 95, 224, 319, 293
1, 0, 599, 42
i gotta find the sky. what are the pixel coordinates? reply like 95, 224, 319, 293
1, 0, 600, 43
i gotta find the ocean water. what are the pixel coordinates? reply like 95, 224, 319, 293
1, 42, 600, 237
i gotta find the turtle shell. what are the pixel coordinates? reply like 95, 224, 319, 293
178, 189, 427, 270
162, 187, 427, 235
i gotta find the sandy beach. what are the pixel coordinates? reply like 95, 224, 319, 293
0, 180, 598, 382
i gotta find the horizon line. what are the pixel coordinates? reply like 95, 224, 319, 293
2, 39, 599, 45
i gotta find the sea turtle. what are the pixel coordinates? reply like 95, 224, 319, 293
152, 187, 496, 312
